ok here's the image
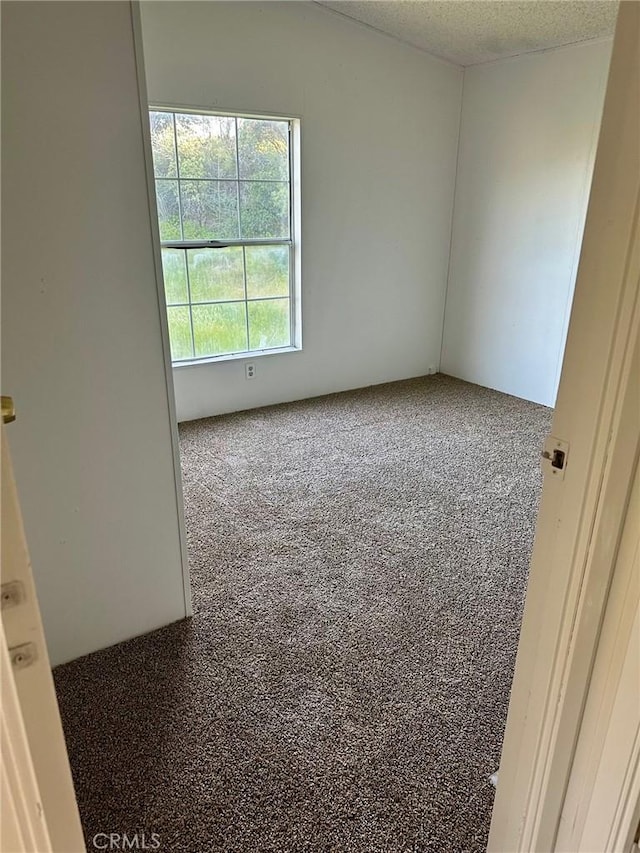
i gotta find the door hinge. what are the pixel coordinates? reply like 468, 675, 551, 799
542, 436, 569, 480
9, 642, 38, 670
1, 580, 26, 610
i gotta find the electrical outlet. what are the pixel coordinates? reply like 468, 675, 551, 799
245, 363, 256, 380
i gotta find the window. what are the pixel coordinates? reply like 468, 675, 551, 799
149, 108, 300, 363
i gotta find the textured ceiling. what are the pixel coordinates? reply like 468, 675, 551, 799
315, 1, 618, 65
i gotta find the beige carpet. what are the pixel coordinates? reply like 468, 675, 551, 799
55, 375, 551, 852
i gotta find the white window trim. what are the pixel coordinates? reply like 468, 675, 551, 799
171, 344, 301, 370
150, 103, 302, 365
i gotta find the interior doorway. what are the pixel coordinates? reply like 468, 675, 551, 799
3, 1, 636, 844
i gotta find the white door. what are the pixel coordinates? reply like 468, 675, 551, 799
1, 409, 85, 852
556, 458, 640, 852
488, 2, 639, 850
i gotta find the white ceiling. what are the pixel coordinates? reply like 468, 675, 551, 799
315, 1, 618, 66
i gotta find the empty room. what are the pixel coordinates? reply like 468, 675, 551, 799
4, 2, 636, 852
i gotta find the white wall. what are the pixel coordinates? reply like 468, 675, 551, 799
140, 1, 463, 422
1, 1, 188, 665
441, 39, 612, 407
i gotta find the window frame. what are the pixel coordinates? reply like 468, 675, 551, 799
149, 104, 302, 366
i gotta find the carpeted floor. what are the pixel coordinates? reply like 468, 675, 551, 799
54, 375, 551, 852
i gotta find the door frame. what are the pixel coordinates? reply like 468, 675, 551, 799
129, 2, 192, 617
128, 0, 640, 847
1, 426, 85, 851
1, 619, 53, 853
488, 2, 640, 850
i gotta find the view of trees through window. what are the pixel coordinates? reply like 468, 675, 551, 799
149, 110, 294, 361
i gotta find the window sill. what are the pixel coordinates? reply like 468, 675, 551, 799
171, 345, 301, 369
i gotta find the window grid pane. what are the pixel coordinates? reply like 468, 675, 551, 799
166, 306, 193, 361
187, 247, 245, 303
149, 112, 177, 178
242, 246, 250, 350
162, 243, 291, 359
180, 180, 240, 241
156, 180, 181, 241
248, 298, 290, 351
182, 238, 195, 358
152, 109, 294, 361
239, 181, 289, 240
192, 303, 248, 358
245, 244, 289, 298
238, 118, 290, 180
161, 248, 188, 305
235, 117, 243, 238
172, 115, 185, 241
175, 113, 237, 180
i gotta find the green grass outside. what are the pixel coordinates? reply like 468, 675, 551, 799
162, 244, 290, 360
167, 298, 290, 360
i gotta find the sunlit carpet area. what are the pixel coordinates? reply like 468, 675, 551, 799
55, 375, 551, 852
